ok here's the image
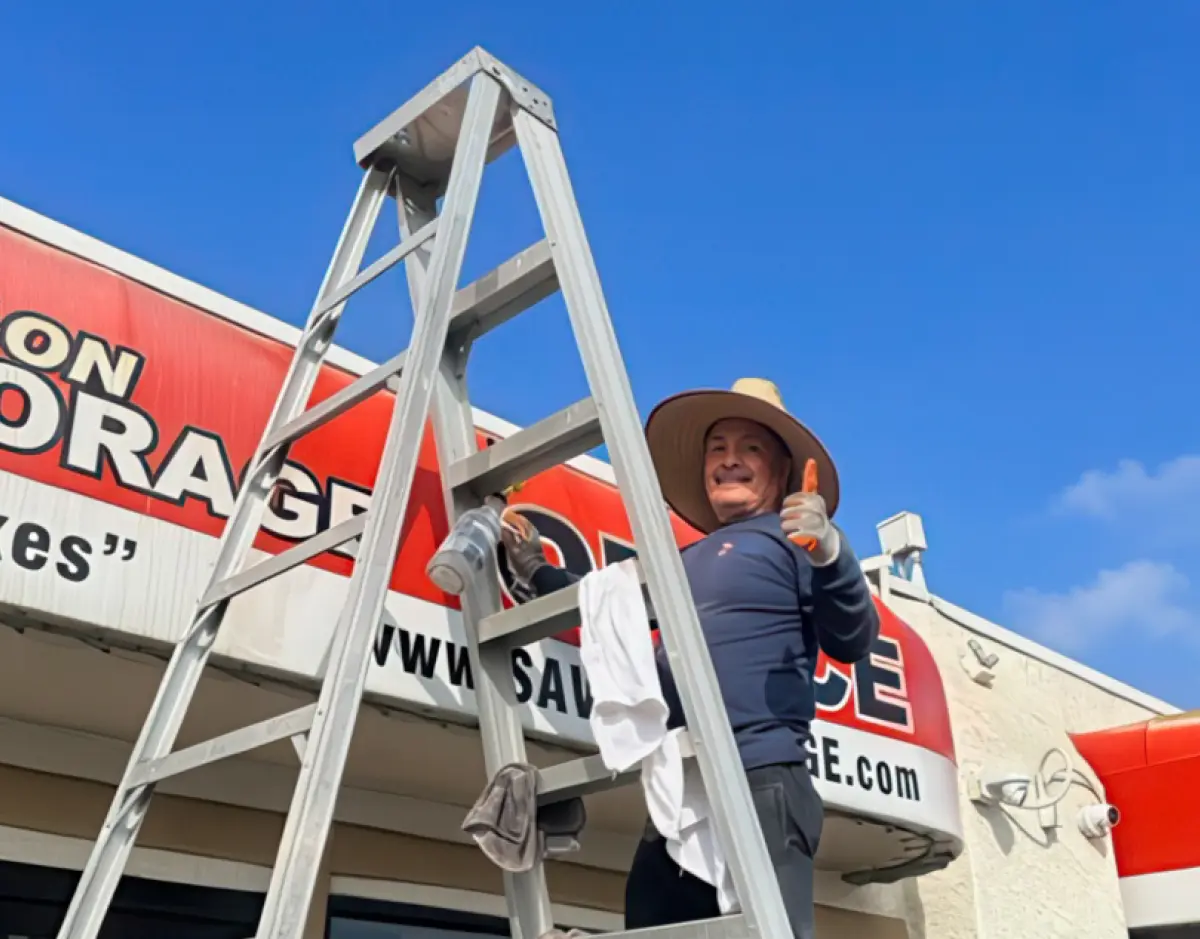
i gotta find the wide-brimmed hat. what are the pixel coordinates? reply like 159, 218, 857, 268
645, 377, 840, 534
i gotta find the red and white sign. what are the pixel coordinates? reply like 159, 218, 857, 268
1073, 714, 1200, 932
0, 207, 963, 874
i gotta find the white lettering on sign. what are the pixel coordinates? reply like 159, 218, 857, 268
0, 310, 143, 397
153, 428, 238, 517
0, 361, 62, 452
0, 309, 395, 541
62, 392, 157, 491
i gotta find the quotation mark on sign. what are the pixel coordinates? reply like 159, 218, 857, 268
102, 534, 138, 561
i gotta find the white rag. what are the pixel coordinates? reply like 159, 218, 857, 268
577, 560, 738, 912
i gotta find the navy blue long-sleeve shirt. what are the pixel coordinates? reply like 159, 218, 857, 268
527, 512, 880, 770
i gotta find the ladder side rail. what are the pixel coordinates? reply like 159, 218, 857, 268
396, 174, 555, 939
53, 166, 392, 939
253, 73, 502, 939
512, 110, 794, 939
212, 164, 394, 593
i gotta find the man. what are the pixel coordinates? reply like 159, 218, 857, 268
501, 378, 880, 939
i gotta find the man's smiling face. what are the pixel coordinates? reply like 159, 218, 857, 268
702, 417, 791, 526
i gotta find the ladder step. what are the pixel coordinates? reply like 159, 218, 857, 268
445, 397, 602, 497
538, 731, 695, 803
265, 242, 554, 453
312, 218, 439, 320
264, 351, 408, 451
538, 753, 633, 803
477, 561, 647, 647
127, 704, 317, 787
448, 239, 556, 341
201, 514, 367, 607
600, 915, 751, 939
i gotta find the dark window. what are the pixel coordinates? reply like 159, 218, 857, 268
0, 860, 263, 939
326, 897, 509, 939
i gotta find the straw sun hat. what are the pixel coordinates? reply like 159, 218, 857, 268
644, 377, 840, 535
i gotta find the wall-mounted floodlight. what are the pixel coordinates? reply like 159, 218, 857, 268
968, 638, 999, 669
961, 637, 1000, 687
969, 771, 1034, 807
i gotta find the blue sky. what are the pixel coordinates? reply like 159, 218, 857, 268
2, 2, 1197, 707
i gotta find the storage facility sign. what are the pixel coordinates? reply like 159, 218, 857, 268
0, 215, 963, 861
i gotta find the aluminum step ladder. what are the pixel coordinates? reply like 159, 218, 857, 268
55, 48, 795, 939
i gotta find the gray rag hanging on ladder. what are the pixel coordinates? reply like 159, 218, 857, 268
462, 762, 588, 872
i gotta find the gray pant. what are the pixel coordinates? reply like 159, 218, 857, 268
624, 762, 824, 939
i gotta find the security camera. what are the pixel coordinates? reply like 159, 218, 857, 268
974, 771, 1033, 807
1078, 804, 1120, 839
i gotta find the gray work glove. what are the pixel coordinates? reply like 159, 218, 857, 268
499, 509, 550, 587
780, 459, 841, 568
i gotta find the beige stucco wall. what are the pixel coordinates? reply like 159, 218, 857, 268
878, 578, 1171, 939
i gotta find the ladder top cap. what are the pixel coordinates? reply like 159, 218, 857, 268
353, 47, 556, 187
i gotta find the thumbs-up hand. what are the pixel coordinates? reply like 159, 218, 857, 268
781, 459, 841, 568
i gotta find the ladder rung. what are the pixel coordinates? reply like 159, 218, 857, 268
445, 397, 602, 497
127, 704, 317, 787
313, 218, 439, 319
448, 239, 557, 341
265, 242, 553, 452
201, 514, 367, 607
600, 915, 751, 939
477, 561, 647, 647
264, 351, 407, 451
537, 754, 635, 803
538, 731, 696, 803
